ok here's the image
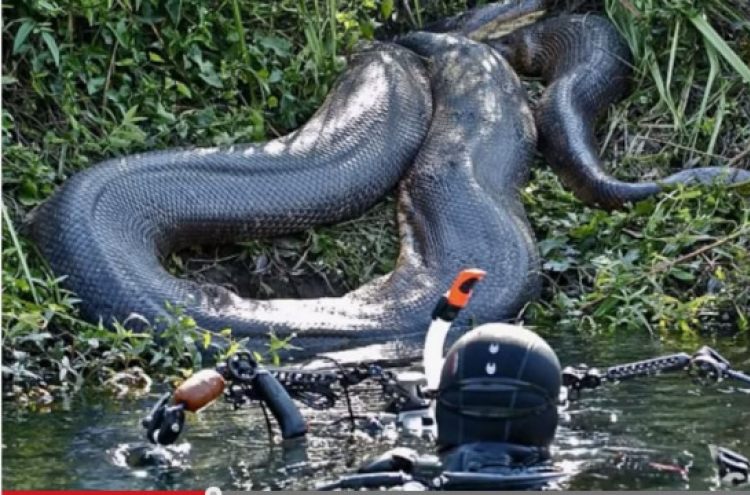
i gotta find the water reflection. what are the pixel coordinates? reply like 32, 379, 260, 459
3, 331, 749, 491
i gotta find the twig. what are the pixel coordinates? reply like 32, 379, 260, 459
623, 228, 644, 239
727, 146, 750, 167
579, 294, 607, 312
618, 0, 643, 19
650, 229, 747, 274
102, 40, 119, 112
634, 135, 726, 161
401, 0, 418, 29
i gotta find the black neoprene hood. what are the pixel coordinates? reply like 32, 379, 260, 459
435, 323, 562, 451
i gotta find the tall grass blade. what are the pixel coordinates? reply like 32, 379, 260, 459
689, 14, 750, 84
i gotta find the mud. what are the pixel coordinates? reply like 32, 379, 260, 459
172, 241, 354, 301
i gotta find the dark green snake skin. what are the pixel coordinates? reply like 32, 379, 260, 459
24, 1, 750, 364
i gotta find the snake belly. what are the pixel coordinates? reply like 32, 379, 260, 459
24, 30, 540, 363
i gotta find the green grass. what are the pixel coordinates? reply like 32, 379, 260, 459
3, 0, 749, 401
522, 0, 750, 334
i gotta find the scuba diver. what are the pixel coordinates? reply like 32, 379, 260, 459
311, 319, 750, 491
314, 321, 569, 491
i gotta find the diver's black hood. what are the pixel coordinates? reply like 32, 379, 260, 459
435, 323, 562, 451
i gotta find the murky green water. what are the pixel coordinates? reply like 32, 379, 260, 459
3, 331, 750, 491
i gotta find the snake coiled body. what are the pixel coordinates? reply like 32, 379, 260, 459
25, 26, 540, 362
24, 2, 750, 363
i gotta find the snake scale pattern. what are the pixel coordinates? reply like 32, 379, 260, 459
25, 0, 750, 364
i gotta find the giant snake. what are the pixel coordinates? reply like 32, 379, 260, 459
24, 0, 750, 364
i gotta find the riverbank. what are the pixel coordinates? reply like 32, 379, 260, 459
3, 0, 749, 403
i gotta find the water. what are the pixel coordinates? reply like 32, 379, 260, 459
3, 331, 750, 491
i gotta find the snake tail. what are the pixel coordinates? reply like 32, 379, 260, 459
491, 14, 750, 211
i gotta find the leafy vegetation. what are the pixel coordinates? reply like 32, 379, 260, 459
3, 0, 749, 401
523, 0, 750, 340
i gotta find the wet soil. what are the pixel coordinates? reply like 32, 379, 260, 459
172, 241, 357, 301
